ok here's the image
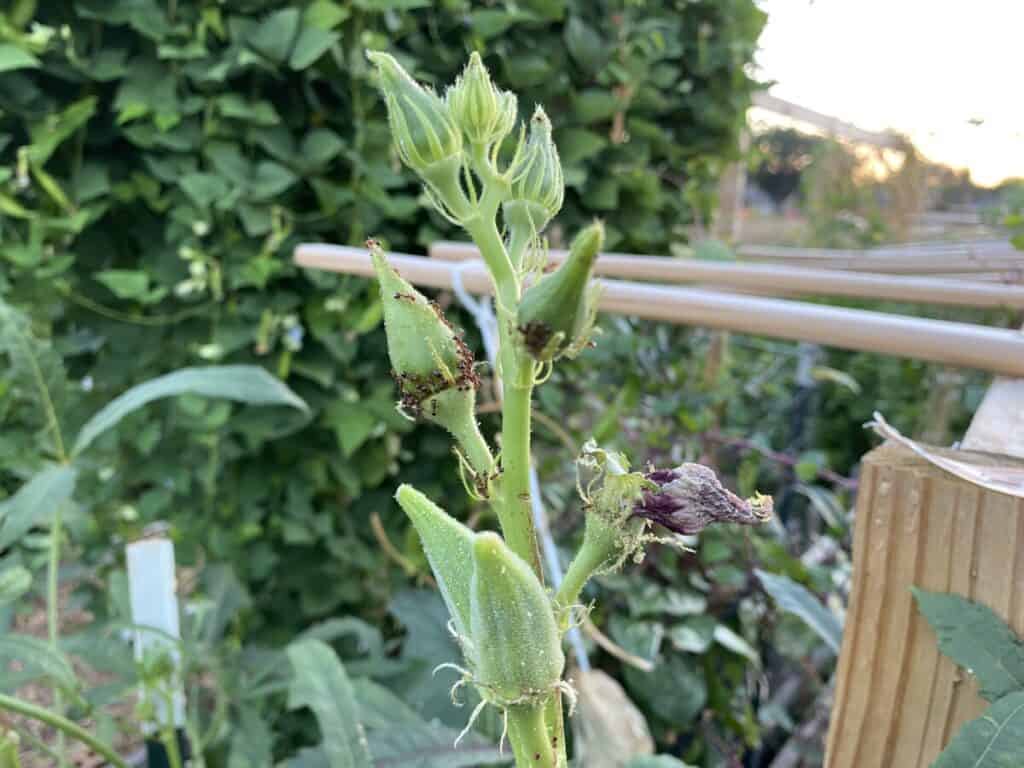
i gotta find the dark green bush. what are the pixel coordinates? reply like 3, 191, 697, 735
0, 0, 764, 638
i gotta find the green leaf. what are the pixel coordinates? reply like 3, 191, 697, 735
354, 678, 508, 766
95, 270, 162, 302
0, 565, 32, 606
713, 624, 761, 666
556, 128, 606, 165
0, 465, 78, 550
933, 691, 1024, 767
0, 634, 78, 694
248, 8, 301, 64
289, 26, 339, 70
756, 569, 843, 653
0, 44, 40, 73
912, 588, 1024, 702
72, 366, 308, 456
27, 97, 98, 166
286, 639, 373, 768
354, 0, 431, 10
564, 16, 606, 73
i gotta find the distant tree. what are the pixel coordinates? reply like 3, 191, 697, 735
752, 128, 820, 210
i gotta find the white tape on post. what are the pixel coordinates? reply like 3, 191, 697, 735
126, 535, 186, 732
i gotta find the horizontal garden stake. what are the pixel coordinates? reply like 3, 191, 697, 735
430, 241, 1024, 309
825, 441, 1024, 767
737, 241, 1023, 274
294, 244, 1024, 376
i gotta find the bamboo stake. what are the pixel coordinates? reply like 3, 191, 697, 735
429, 241, 1024, 309
294, 244, 1024, 377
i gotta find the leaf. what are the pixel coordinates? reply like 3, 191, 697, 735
0, 634, 78, 694
756, 569, 843, 653
0, 565, 32, 606
933, 691, 1024, 767
912, 588, 1024, 702
713, 624, 761, 666
353, 678, 508, 766
27, 97, 98, 165
286, 639, 373, 768
0, 44, 40, 73
564, 16, 606, 73
248, 8, 301, 64
95, 270, 160, 302
289, 26, 339, 70
0, 465, 78, 550
72, 366, 308, 456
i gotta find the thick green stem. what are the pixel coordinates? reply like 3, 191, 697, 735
47, 505, 67, 768
507, 703, 557, 768
449, 416, 495, 478
0, 694, 129, 768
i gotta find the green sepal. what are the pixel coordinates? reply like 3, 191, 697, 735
517, 220, 604, 361
394, 485, 476, 650
503, 107, 564, 234
470, 532, 565, 703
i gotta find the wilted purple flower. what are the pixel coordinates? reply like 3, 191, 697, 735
634, 463, 773, 535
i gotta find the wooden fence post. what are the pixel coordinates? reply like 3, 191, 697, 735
824, 442, 1024, 766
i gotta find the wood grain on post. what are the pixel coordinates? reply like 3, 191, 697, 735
825, 442, 1024, 767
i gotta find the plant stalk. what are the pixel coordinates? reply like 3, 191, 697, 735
0, 695, 129, 768
506, 703, 557, 768
47, 504, 67, 768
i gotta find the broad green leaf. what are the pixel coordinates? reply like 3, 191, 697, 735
248, 8, 301, 64
353, 678, 508, 766
286, 639, 373, 768
305, 1, 350, 29
0, 565, 32, 606
353, 0, 431, 10
289, 26, 339, 70
713, 624, 761, 666
668, 616, 716, 653
72, 366, 308, 456
0, 634, 78, 693
0, 465, 78, 550
564, 16, 606, 72
0, 44, 40, 73
933, 691, 1024, 767
95, 270, 160, 302
913, 588, 1024, 701
756, 569, 843, 653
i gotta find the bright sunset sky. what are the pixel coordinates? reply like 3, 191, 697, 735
752, 0, 1024, 187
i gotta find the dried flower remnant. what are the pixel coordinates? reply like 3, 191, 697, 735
635, 464, 773, 535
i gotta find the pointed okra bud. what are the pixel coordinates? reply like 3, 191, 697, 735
366, 50, 471, 221
446, 52, 517, 148
395, 484, 475, 653
370, 242, 493, 476
503, 107, 564, 236
470, 532, 565, 704
517, 221, 604, 361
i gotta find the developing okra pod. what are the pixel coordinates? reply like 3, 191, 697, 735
370, 242, 493, 477
470, 532, 565, 705
517, 221, 604, 361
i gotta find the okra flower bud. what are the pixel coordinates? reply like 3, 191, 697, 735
366, 51, 470, 220
470, 532, 565, 704
446, 52, 517, 147
503, 107, 564, 235
517, 221, 604, 361
366, 50, 462, 175
370, 242, 493, 474
635, 464, 773, 534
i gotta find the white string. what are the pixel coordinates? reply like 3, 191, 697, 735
450, 260, 591, 673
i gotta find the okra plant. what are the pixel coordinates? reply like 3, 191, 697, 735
366, 51, 772, 767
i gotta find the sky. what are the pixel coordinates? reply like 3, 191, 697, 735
752, 0, 1024, 187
